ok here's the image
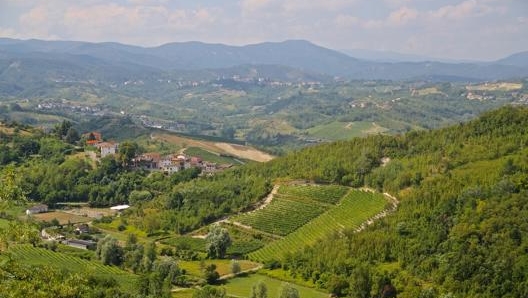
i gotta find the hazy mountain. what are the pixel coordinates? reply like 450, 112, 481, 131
0, 38, 527, 81
340, 48, 477, 63
496, 51, 528, 67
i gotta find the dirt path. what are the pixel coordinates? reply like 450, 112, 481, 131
191, 185, 280, 237
355, 188, 399, 233
218, 264, 264, 280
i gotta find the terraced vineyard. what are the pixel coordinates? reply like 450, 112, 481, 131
248, 190, 387, 262
8, 244, 137, 290
233, 186, 340, 235
277, 184, 349, 205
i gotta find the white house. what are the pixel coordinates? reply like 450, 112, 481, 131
98, 142, 119, 158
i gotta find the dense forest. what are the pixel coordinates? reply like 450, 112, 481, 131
1, 106, 528, 297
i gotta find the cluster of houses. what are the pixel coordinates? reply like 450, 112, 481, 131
133, 152, 219, 174
26, 204, 99, 250
83, 131, 223, 174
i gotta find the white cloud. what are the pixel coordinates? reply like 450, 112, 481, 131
387, 7, 418, 26
427, 0, 490, 20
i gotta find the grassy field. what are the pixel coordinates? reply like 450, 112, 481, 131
307, 121, 388, 140
178, 259, 260, 277
248, 190, 387, 262
184, 147, 244, 165
223, 273, 327, 298
8, 244, 138, 292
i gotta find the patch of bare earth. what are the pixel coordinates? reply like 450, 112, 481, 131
151, 132, 274, 162
213, 143, 274, 162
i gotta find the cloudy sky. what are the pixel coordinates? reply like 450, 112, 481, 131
0, 0, 526, 60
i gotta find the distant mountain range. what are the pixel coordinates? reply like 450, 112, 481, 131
0, 38, 527, 82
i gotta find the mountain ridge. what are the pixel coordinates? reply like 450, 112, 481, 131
0, 38, 527, 81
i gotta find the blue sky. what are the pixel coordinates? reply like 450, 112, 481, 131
0, 0, 526, 60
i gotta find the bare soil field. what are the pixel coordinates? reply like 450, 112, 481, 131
62, 207, 116, 219
466, 82, 522, 91
31, 211, 92, 225
152, 132, 274, 162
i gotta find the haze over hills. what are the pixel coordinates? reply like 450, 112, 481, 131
1, 38, 527, 81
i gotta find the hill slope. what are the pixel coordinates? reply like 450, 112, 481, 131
255, 106, 528, 297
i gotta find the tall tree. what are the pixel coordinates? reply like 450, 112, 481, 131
250, 280, 268, 298
96, 235, 123, 266
279, 283, 299, 298
118, 141, 139, 167
193, 285, 226, 298
205, 224, 231, 259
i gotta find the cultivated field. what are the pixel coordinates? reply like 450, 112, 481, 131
248, 190, 387, 262
8, 244, 137, 291
183, 147, 244, 165
232, 184, 350, 236
278, 184, 349, 205
307, 121, 388, 140
233, 194, 328, 236
152, 132, 274, 162
466, 82, 523, 91
31, 211, 92, 225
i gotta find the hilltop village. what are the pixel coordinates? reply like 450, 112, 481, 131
85, 131, 226, 175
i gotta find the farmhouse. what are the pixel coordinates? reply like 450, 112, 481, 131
134, 152, 219, 174
74, 223, 90, 234
63, 239, 96, 250
26, 204, 48, 215
133, 152, 161, 169
97, 142, 119, 157
84, 131, 102, 145
41, 228, 64, 241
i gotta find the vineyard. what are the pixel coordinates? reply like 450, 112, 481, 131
160, 227, 266, 255
232, 184, 351, 236
8, 244, 137, 290
277, 184, 349, 205
233, 197, 327, 236
248, 190, 387, 262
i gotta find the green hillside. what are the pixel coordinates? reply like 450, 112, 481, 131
8, 244, 137, 291
2, 106, 528, 297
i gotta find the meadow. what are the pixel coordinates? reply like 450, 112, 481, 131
223, 273, 328, 298
307, 121, 388, 140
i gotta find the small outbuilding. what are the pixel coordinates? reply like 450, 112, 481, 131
63, 239, 96, 250
26, 204, 48, 215
110, 204, 130, 211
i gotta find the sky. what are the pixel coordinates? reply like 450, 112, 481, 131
0, 0, 526, 61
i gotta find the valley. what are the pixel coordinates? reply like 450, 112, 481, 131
0, 37, 528, 298
2, 106, 528, 297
